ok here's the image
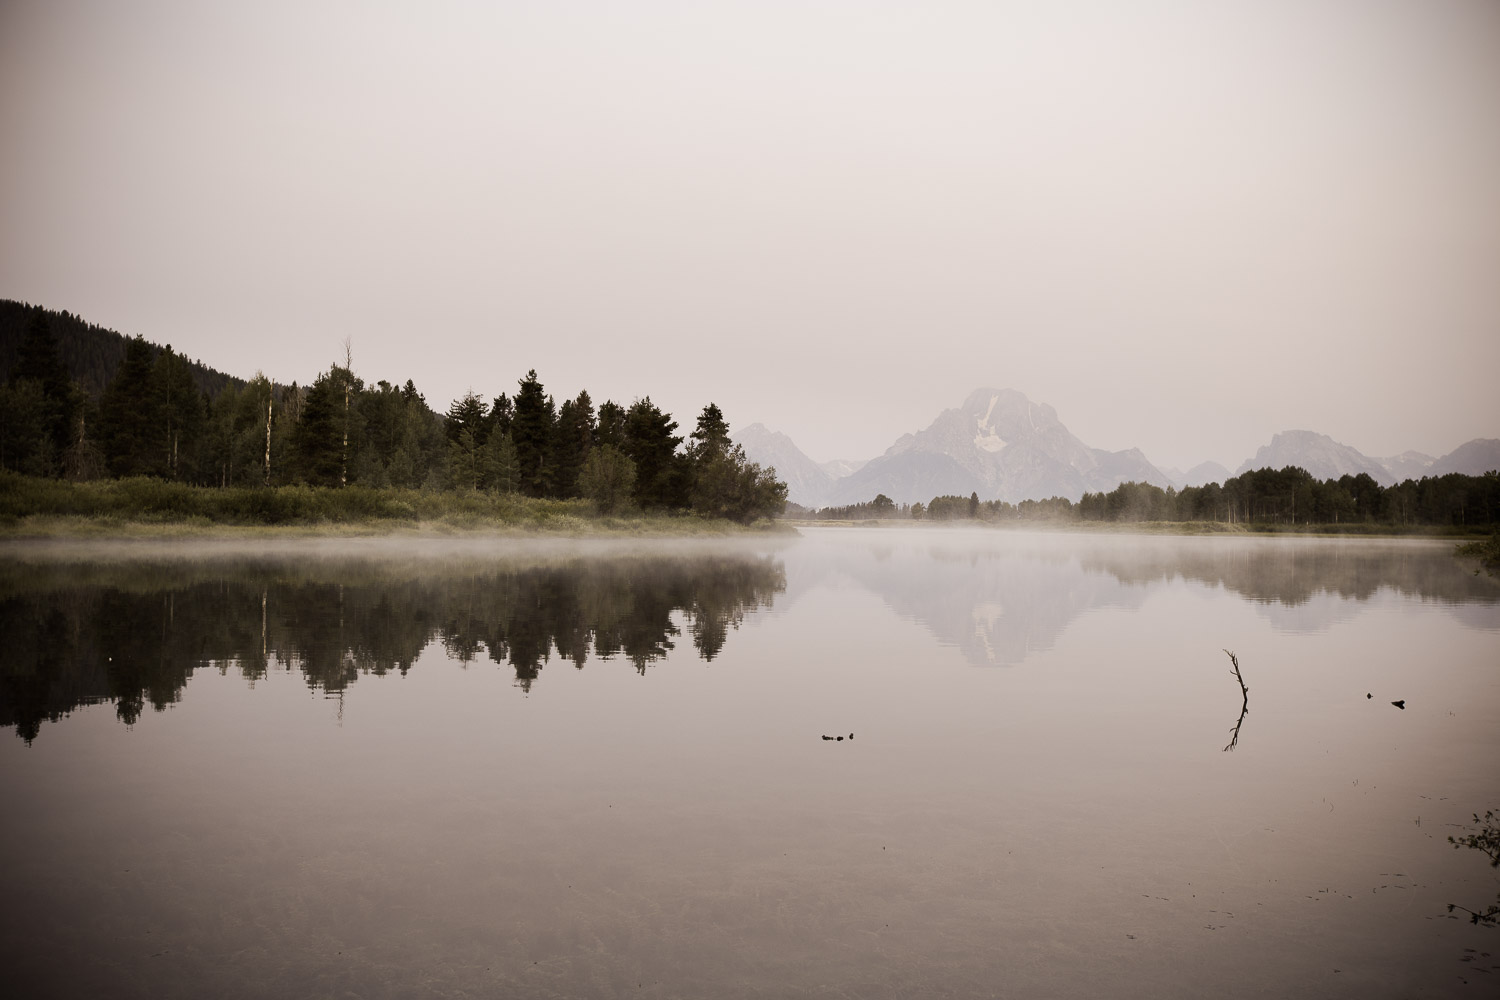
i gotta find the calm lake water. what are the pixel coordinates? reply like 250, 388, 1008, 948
2, 527, 1498, 999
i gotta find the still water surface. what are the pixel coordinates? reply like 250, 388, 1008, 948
2, 528, 1498, 998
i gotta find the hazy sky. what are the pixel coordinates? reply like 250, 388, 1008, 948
2, 0, 1497, 471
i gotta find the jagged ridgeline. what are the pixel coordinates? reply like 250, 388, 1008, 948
0, 548, 787, 742
0, 300, 786, 520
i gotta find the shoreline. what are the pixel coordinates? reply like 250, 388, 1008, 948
781, 518, 1489, 540
0, 513, 1484, 543
0, 513, 794, 542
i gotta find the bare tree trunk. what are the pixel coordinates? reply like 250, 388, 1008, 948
264, 393, 272, 487
1222, 649, 1249, 751
341, 338, 352, 488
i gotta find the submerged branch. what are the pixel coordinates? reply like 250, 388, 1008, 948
1448, 809, 1500, 926
1223, 649, 1249, 752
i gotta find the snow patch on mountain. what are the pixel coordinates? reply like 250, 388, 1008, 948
822, 387, 1173, 506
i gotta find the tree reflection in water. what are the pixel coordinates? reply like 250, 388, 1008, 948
0, 551, 785, 742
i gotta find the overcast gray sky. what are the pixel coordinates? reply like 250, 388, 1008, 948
2, 0, 1496, 471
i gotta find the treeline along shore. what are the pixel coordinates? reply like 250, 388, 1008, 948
794, 466, 1500, 535
2, 300, 1494, 537
0, 302, 786, 528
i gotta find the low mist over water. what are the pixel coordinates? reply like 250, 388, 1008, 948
2, 529, 1498, 997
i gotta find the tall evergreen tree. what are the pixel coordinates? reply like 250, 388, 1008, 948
552, 390, 596, 499
623, 397, 686, 508
687, 403, 730, 463
290, 369, 347, 486
483, 431, 521, 493
99, 335, 161, 477
448, 427, 485, 490
153, 346, 205, 480
489, 393, 513, 439
685, 403, 787, 524
511, 370, 556, 497
372, 379, 442, 488
0, 380, 54, 475
13, 308, 82, 471
271, 383, 303, 485
445, 391, 489, 445
596, 400, 627, 448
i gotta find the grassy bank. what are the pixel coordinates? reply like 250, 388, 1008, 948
1456, 533, 1500, 574
0, 472, 786, 537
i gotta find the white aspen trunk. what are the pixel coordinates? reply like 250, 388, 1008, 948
264, 394, 272, 487
341, 338, 353, 488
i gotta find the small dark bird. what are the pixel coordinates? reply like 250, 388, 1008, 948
1366, 693, 1372, 699
1392, 700, 1406, 710
849, 733, 855, 740
836, 736, 844, 741
821, 735, 834, 741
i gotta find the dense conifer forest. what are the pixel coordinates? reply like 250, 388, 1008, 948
0, 301, 786, 523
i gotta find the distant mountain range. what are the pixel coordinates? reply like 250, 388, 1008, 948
734, 389, 1499, 508
737, 388, 1175, 507
1235, 431, 1500, 487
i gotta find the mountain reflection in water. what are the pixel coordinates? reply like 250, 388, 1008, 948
778, 530, 1500, 667
1, 529, 1498, 998
0, 546, 786, 742
4, 532, 1498, 742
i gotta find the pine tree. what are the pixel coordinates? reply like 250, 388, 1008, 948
447, 427, 484, 490
12, 308, 79, 467
596, 400, 627, 448
484, 431, 521, 493
0, 380, 54, 475
688, 403, 731, 463
445, 391, 489, 445
153, 346, 205, 480
290, 370, 345, 486
552, 390, 596, 498
512, 370, 556, 497
99, 335, 161, 477
489, 393, 513, 439
623, 397, 686, 508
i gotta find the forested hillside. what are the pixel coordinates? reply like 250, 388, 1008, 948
0, 302, 786, 523
0, 300, 240, 399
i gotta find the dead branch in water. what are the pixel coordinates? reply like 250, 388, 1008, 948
1223, 649, 1249, 752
